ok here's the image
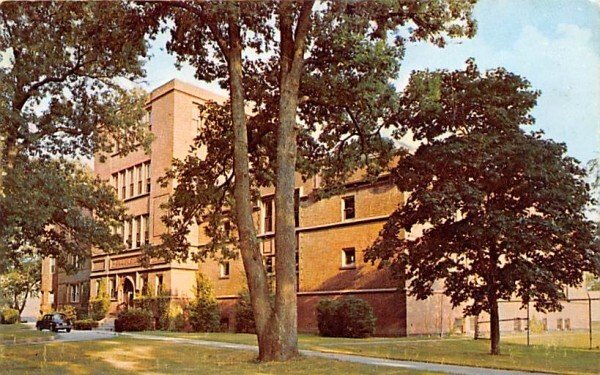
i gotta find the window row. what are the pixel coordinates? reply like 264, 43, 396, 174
111, 161, 151, 200
259, 193, 356, 234
113, 214, 150, 249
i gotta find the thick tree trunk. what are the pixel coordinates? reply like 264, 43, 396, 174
489, 295, 500, 355
273, 75, 300, 360
226, 15, 283, 362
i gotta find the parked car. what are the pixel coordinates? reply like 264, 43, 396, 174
36, 313, 72, 332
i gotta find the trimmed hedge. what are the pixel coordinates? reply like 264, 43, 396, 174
1, 308, 19, 324
316, 297, 376, 338
73, 319, 99, 330
115, 308, 153, 332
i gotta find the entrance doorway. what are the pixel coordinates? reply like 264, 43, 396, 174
123, 278, 135, 308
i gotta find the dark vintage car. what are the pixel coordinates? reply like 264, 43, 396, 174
36, 313, 72, 332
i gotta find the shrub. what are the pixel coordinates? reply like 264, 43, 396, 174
114, 308, 153, 332
234, 291, 256, 334
59, 305, 77, 322
316, 299, 342, 337
75, 307, 89, 320
1, 308, 19, 324
189, 272, 220, 332
89, 279, 110, 321
73, 319, 99, 330
316, 297, 376, 338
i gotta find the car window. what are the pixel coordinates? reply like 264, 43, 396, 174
53, 314, 62, 321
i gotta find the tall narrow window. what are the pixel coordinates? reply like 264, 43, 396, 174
263, 197, 273, 233
144, 214, 150, 244
135, 217, 141, 248
145, 162, 151, 193
342, 196, 355, 220
294, 188, 300, 227
137, 165, 143, 195
120, 171, 126, 199
128, 168, 134, 197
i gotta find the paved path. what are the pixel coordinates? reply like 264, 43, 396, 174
53, 329, 118, 342
123, 333, 549, 375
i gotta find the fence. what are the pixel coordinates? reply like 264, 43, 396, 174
473, 293, 600, 350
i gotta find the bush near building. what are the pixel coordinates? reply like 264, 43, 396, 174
73, 320, 99, 330
316, 297, 376, 338
189, 272, 220, 332
1, 308, 19, 324
235, 291, 256, 334
114, 308, 153, 332
89, 279, 110, 321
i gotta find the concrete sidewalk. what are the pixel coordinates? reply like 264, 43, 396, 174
123, 333, 549, 375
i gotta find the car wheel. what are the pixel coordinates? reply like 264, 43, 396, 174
66, 328, 71, 333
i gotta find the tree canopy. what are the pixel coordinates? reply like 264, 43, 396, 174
0, 1, 151, 269
365, 60, 599, 355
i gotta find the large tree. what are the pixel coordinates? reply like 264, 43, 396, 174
0, 2, 151, 267
148, 0, 477, 361
365, 60, 599, 355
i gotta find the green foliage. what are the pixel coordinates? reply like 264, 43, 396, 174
234, 291, 256, 334
89, 279, 110, 321
189, 272, 220, 332
134, 288, 170, 330
58, 305, 77, 322
1, 308, 19, 324
0, 1, 151, 270
73, 320, 99, 330
0, 256, 40, 315
365, 61, 598, 345
167, 306, 187, 332
316, 299, 341, 337
316, 298, 376, 338
115, 308, 153, 332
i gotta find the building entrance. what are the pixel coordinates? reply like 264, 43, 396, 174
123, 278, 135, 308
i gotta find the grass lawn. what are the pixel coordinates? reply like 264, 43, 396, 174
0, 337, 438, 374
137, 331, 600, 374
0, 324, 53, 344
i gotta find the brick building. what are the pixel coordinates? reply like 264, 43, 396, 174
40, 79, 597, 335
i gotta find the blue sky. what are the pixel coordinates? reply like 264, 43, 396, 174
144, 0, 599, 165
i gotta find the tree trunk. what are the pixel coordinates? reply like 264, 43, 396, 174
273, 75, 300, 360
489, 294, 500, 355
225, 13, 283, 362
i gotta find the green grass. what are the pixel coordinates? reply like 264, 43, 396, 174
0, 337, 437, 374
137, 331, 600, 374
0, 324, 53, 343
